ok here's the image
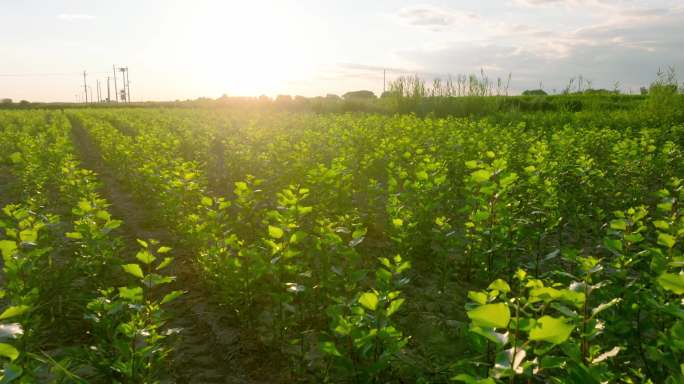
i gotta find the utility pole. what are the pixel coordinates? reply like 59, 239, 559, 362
107, 77, 111, 102
383, 69, 386, 94
113, 65, 118, 102
125, 67, 131, 103
97, 80, 101, 103
83, 71, 88, 104
119, 67, 130, 103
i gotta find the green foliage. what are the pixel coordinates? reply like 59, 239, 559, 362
83, 240, 184, 382
2, 97, 683, 383
323, 255, 410, 383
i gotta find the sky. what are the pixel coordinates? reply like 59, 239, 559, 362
1, 0, 683, 102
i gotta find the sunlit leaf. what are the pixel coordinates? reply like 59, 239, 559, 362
470, 169, 493, 183
0, 306, 30, 321
386, 298, 405, 316
467, 303, 510, 329
529, 315, 573, 345
468, 291, 488, 305
658, 272, 684, 294
65, 232, 83, 240
268, 225, 284, 239
136, 250, 156, 265
156, 257, 174, 270
118, 286, 143, 302
487, 279, 510, 294
122, 263, 144, 279
321, 341, 342, 357
358, 292, 378, 311
658, 233, 676, 249
157, 246, 172, 254
0, 240, 17, 260
161, 290, 185, 305
0, 342, 19, 361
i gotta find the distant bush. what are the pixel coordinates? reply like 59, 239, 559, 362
521, 89, 547, 96
342, 90, 377, 100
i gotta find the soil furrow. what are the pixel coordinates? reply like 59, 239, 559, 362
68, 116, 265, 384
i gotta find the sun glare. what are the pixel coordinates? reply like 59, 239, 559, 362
178, 2, 324, 96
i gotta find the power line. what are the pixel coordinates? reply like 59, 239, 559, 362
0, 71, 111, 77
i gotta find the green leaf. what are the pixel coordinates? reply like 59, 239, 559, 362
358, 292, 378, 311
321, 341, 342, 357
143, 274, 175, 287
268, 225, 284, 239
136, 250, 156, 265
603, 238, 623, 253
470, 326, 509, 346
658, 233, 676, 249
0, 343, 19, 361
653, 220, 670, 230
470, 169, 493, 183
157, 246, 172, 254
290, 231, 308, 244
468, 291, 488, 305
529, 316, 573, 345
464, 160, 479, 169
122, 264, 144, 279
77, 200, 93, 212
392, 218, 403, 228
658, 273, 684, 294
386, 298, 405, 316
0, 306, 30, 321
487, 279, 511, 294
161, 290, 185, 305
136, 239, 148, 248
451, 374, 496, 384
18, 229, 37, 244
65, 232, 83, 240
118, 286, 143, 302
1, 362, 22, 381
9, 152, 22, 164
415, 170, 428, 181
201, 196, 213, 206
0, 240, 17, 260
609, 219, 627, 231
467, 303, 510, 329
156, 257, 173, 270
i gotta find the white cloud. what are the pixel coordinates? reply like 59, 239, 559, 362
394, 4, 684, 93
57, 14, 95, 21
396, 4, 479, 30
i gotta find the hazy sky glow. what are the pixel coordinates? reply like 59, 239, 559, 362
1, 0, 683, 101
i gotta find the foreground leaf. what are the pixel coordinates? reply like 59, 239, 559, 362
0, 342, 19, 361
358, 292, 378, 311
658, 273, 684, 294
0, 306, 30, 321
122, 264, 144, 279
529, 315, 573, 345
467, 303, 510, 329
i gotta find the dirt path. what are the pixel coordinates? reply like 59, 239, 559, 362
68, 115, 269, 384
